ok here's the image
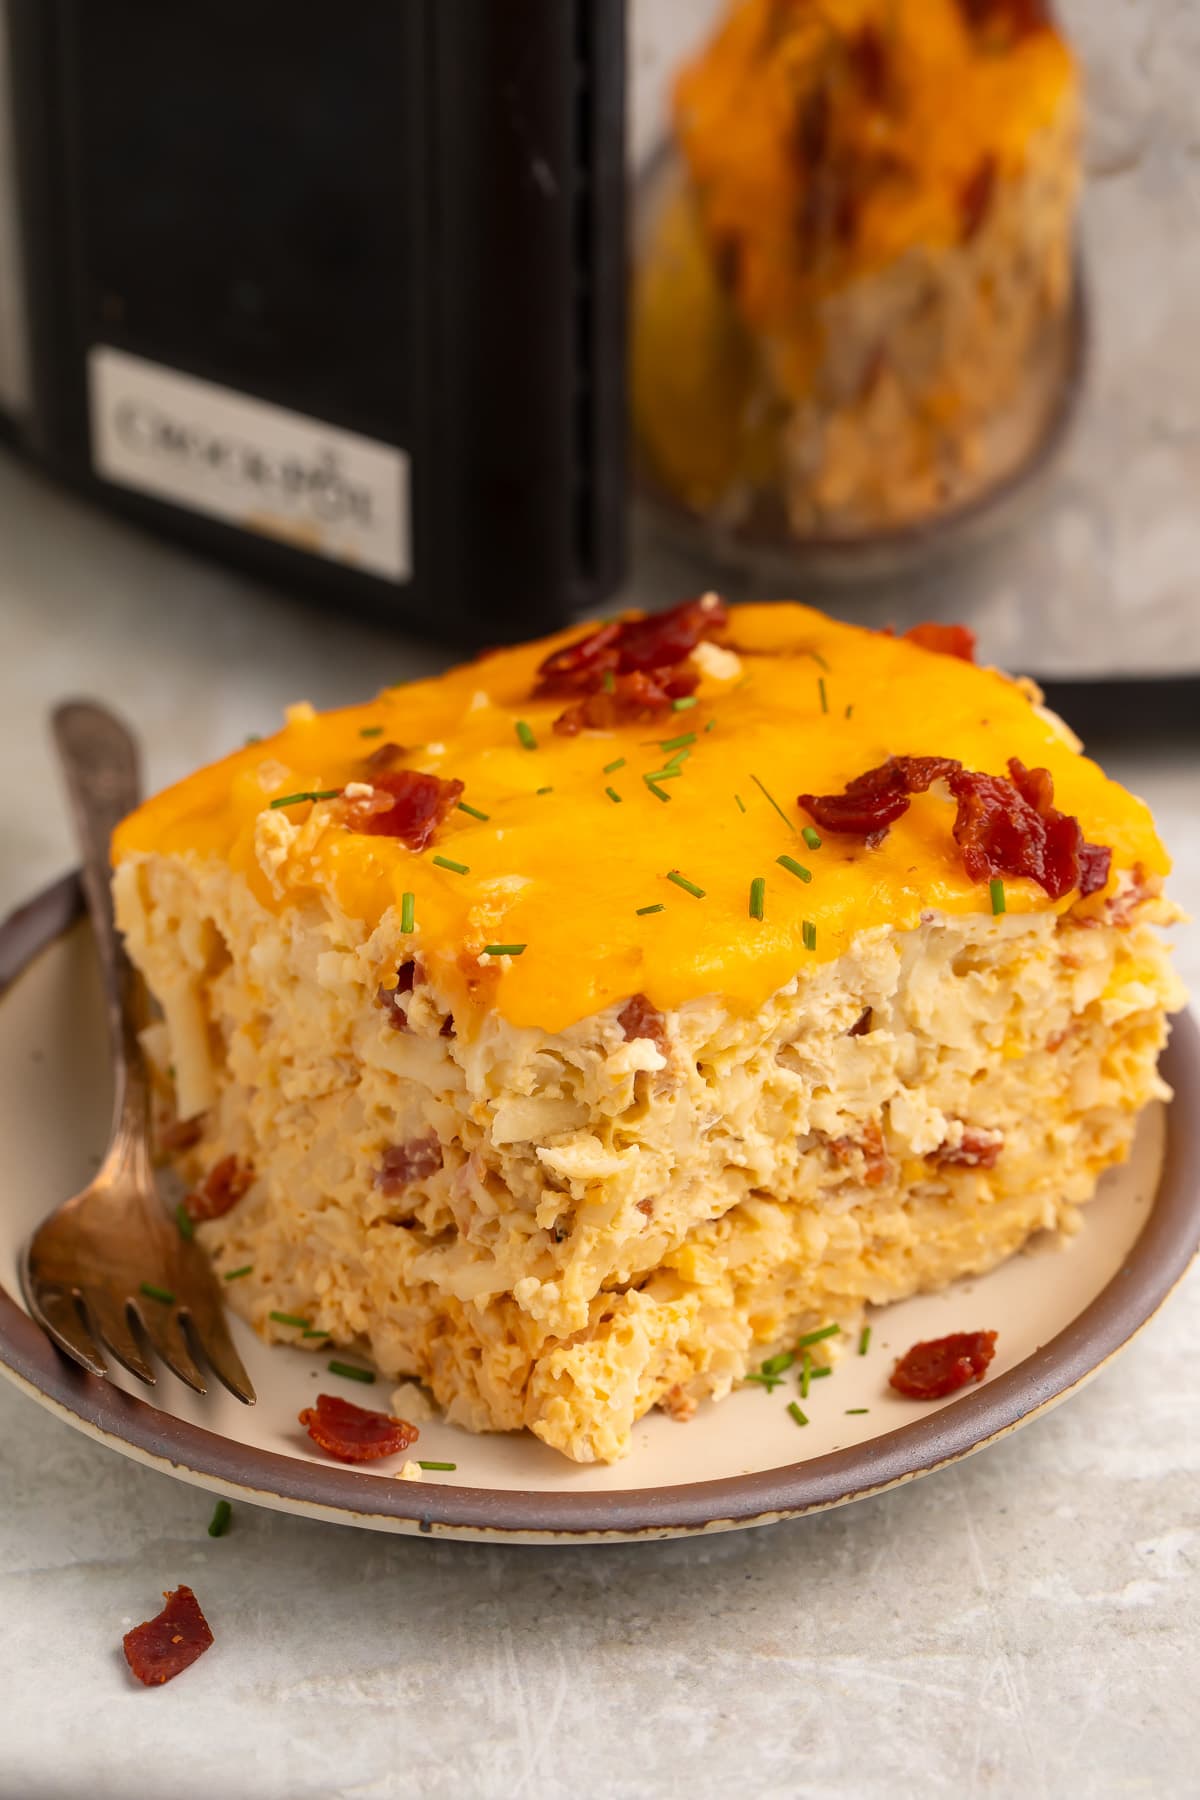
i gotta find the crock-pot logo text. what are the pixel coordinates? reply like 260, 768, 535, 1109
113, 400, 375, 526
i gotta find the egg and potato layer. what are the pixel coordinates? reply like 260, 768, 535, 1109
112, 605, 1182, 1462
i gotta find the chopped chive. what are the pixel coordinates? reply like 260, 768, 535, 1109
666, 870, 706, 899
787, 1402, 809, 1428
858, 1325, 871, 1356
244, 733, 262, 745
603, 757, 627, 774
800, 1352, 812, 1399
207, 1500, 232, 1538
224, 1265, 253, 1282
777, 855, 812, 884
796, 1322, 840, 1349
671, 695, 698, 711
659, 732, 696, 753
139, 1282, 175, 1306
636, 903, 665, 916
602, 670, 616, 694
807, 649, 830, 672
536, 786, 553, 795
269, 788, 341, 810
818, 676, 828, 714
845, 1408, 870, 1416
174, 1201, 194, 1241
645, 780, 671, 803
809, 1365, 832, 1381
457, 801, 490, 822
705, 717, 717, 732
644, 768, 682, 783
749, 876, 765, 921
605, 786, 622, 804
328, 1360, 376, 1384
990, 877, 1006, 915
743, 1370, 784, 1392
417, 1460, 457, 1471
761, 1350, 794, 1378
269, 1310, 311, 1330
802, 826, 822, 850
400, 891, 415, 934
432, 855, 469, 875
734, 793, 747, 814
515, 720, 537, 750
359, 725, 385, 738
845, 703, 854, 721
750, 773, 794, 832
802, 919, 817, 952
482, 943, 526, 957
302, 1328, 331, 1340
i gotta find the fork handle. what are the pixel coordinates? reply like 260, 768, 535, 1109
52, 701, 150, 1150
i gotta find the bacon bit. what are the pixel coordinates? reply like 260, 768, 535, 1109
618, 993, 669, 1055
661, 1384, 697, 1423
298, 1392, 419, 1463
848, 1007, 873, 1037
850, 23, 889, 106
363, 740, 409, 772
123, 1586, 214, 1687
552, 666, 700, 736
959, 157, 997, 242
828, 1121, 890, 1187
377, 961, 419, 1031
637, 1197, 656, 1217
185, 1154, 254, 1223
927, 1127, 1003, 1170
902, 621, 977, 662
889, 1330, 998, 1400
950, 759, 1112, 902
799, 751, 1112, 901
158, 1116, 204, 1154
536, 595, 727, 730
342, 769, 464, 850
798, 755, 960, 846
375, 1137, 443, 1196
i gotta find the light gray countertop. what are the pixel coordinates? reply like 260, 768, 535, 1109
0, 444, 1197, 1800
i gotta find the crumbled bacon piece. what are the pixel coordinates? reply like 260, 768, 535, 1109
185, 1154, 254, 1223
828, 1121, 890, 1187
363, 740, 409, 772
342, 769, 464, 850
377, 961, 418, 1031
902, 621, 978, 662
637, 1197, 655, 1217
798, 755, 960, 845
847, 1007, 873, 1037
618, 993, 669, 1055
158, 1115, 204, 1153
123, 1586, 214, 1687
889, 1330, 998, 1399
949, 759, 1112, 901
552, 666, 700, 736
927, 1127, 1002, 1170
298, 1393, 419, 1463
375, 1137, 443, 1196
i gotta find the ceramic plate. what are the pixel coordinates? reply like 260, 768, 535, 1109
1, 875, 1196, 1544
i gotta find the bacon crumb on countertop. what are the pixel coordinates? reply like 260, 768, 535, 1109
122, 1586, 213, 1687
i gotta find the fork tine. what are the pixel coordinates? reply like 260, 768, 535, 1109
132, 1301, 208, 1395
26, 1280, 109, 1379
180, 1306, 256, 1406
81, 1290, 157, 1386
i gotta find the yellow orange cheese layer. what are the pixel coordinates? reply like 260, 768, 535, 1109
113, 604, 1168, 1035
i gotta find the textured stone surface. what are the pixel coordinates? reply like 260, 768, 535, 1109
1, 2, 1198, 1789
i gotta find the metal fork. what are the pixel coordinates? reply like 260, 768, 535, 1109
19, 701, 255, 1404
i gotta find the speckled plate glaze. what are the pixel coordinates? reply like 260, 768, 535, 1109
0, 875, 1196, 1544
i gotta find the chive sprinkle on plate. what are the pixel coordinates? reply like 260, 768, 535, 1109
269, 788, 341, 810
139, 1282, 175, 1306
734, 793, 747, 814
671, 695, 698, 711
224, 1264, 253, 1282
990, 877, 1007, 915
457, 800, 490, 822
432, 854, 469, 875
858, 1325, 872, 1356
646, 780, 671, 803
605, 786, 622, 804
269, 1310, 311, 1330
482, 943, 526, 957
659, 732, 696, 753
797, 1322, 840, 1349
208, 1500, 233, 1538
328, 1360, 376, 1384
359, 725, 385, 738
603, 757, 626, 774
777, 855, 812, 884
787, 1402, 809, 1428
636, 903, 665, 916
417, 1460, 457, 1472
515, 719, 538, 750
749, 876, 765, 921
174, 1201, 194, 1241
803, 919, 818, 952
750, 773, 794, 832
801, 825, 822, 850
400, 891, 416, 934
666, 870, 706, 899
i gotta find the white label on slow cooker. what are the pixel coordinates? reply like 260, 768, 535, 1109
88, 346, 410, 582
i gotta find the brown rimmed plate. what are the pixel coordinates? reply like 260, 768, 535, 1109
0, 874, 1195, 1544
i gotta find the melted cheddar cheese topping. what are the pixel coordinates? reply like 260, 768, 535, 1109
113, 604, 1168, 1034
